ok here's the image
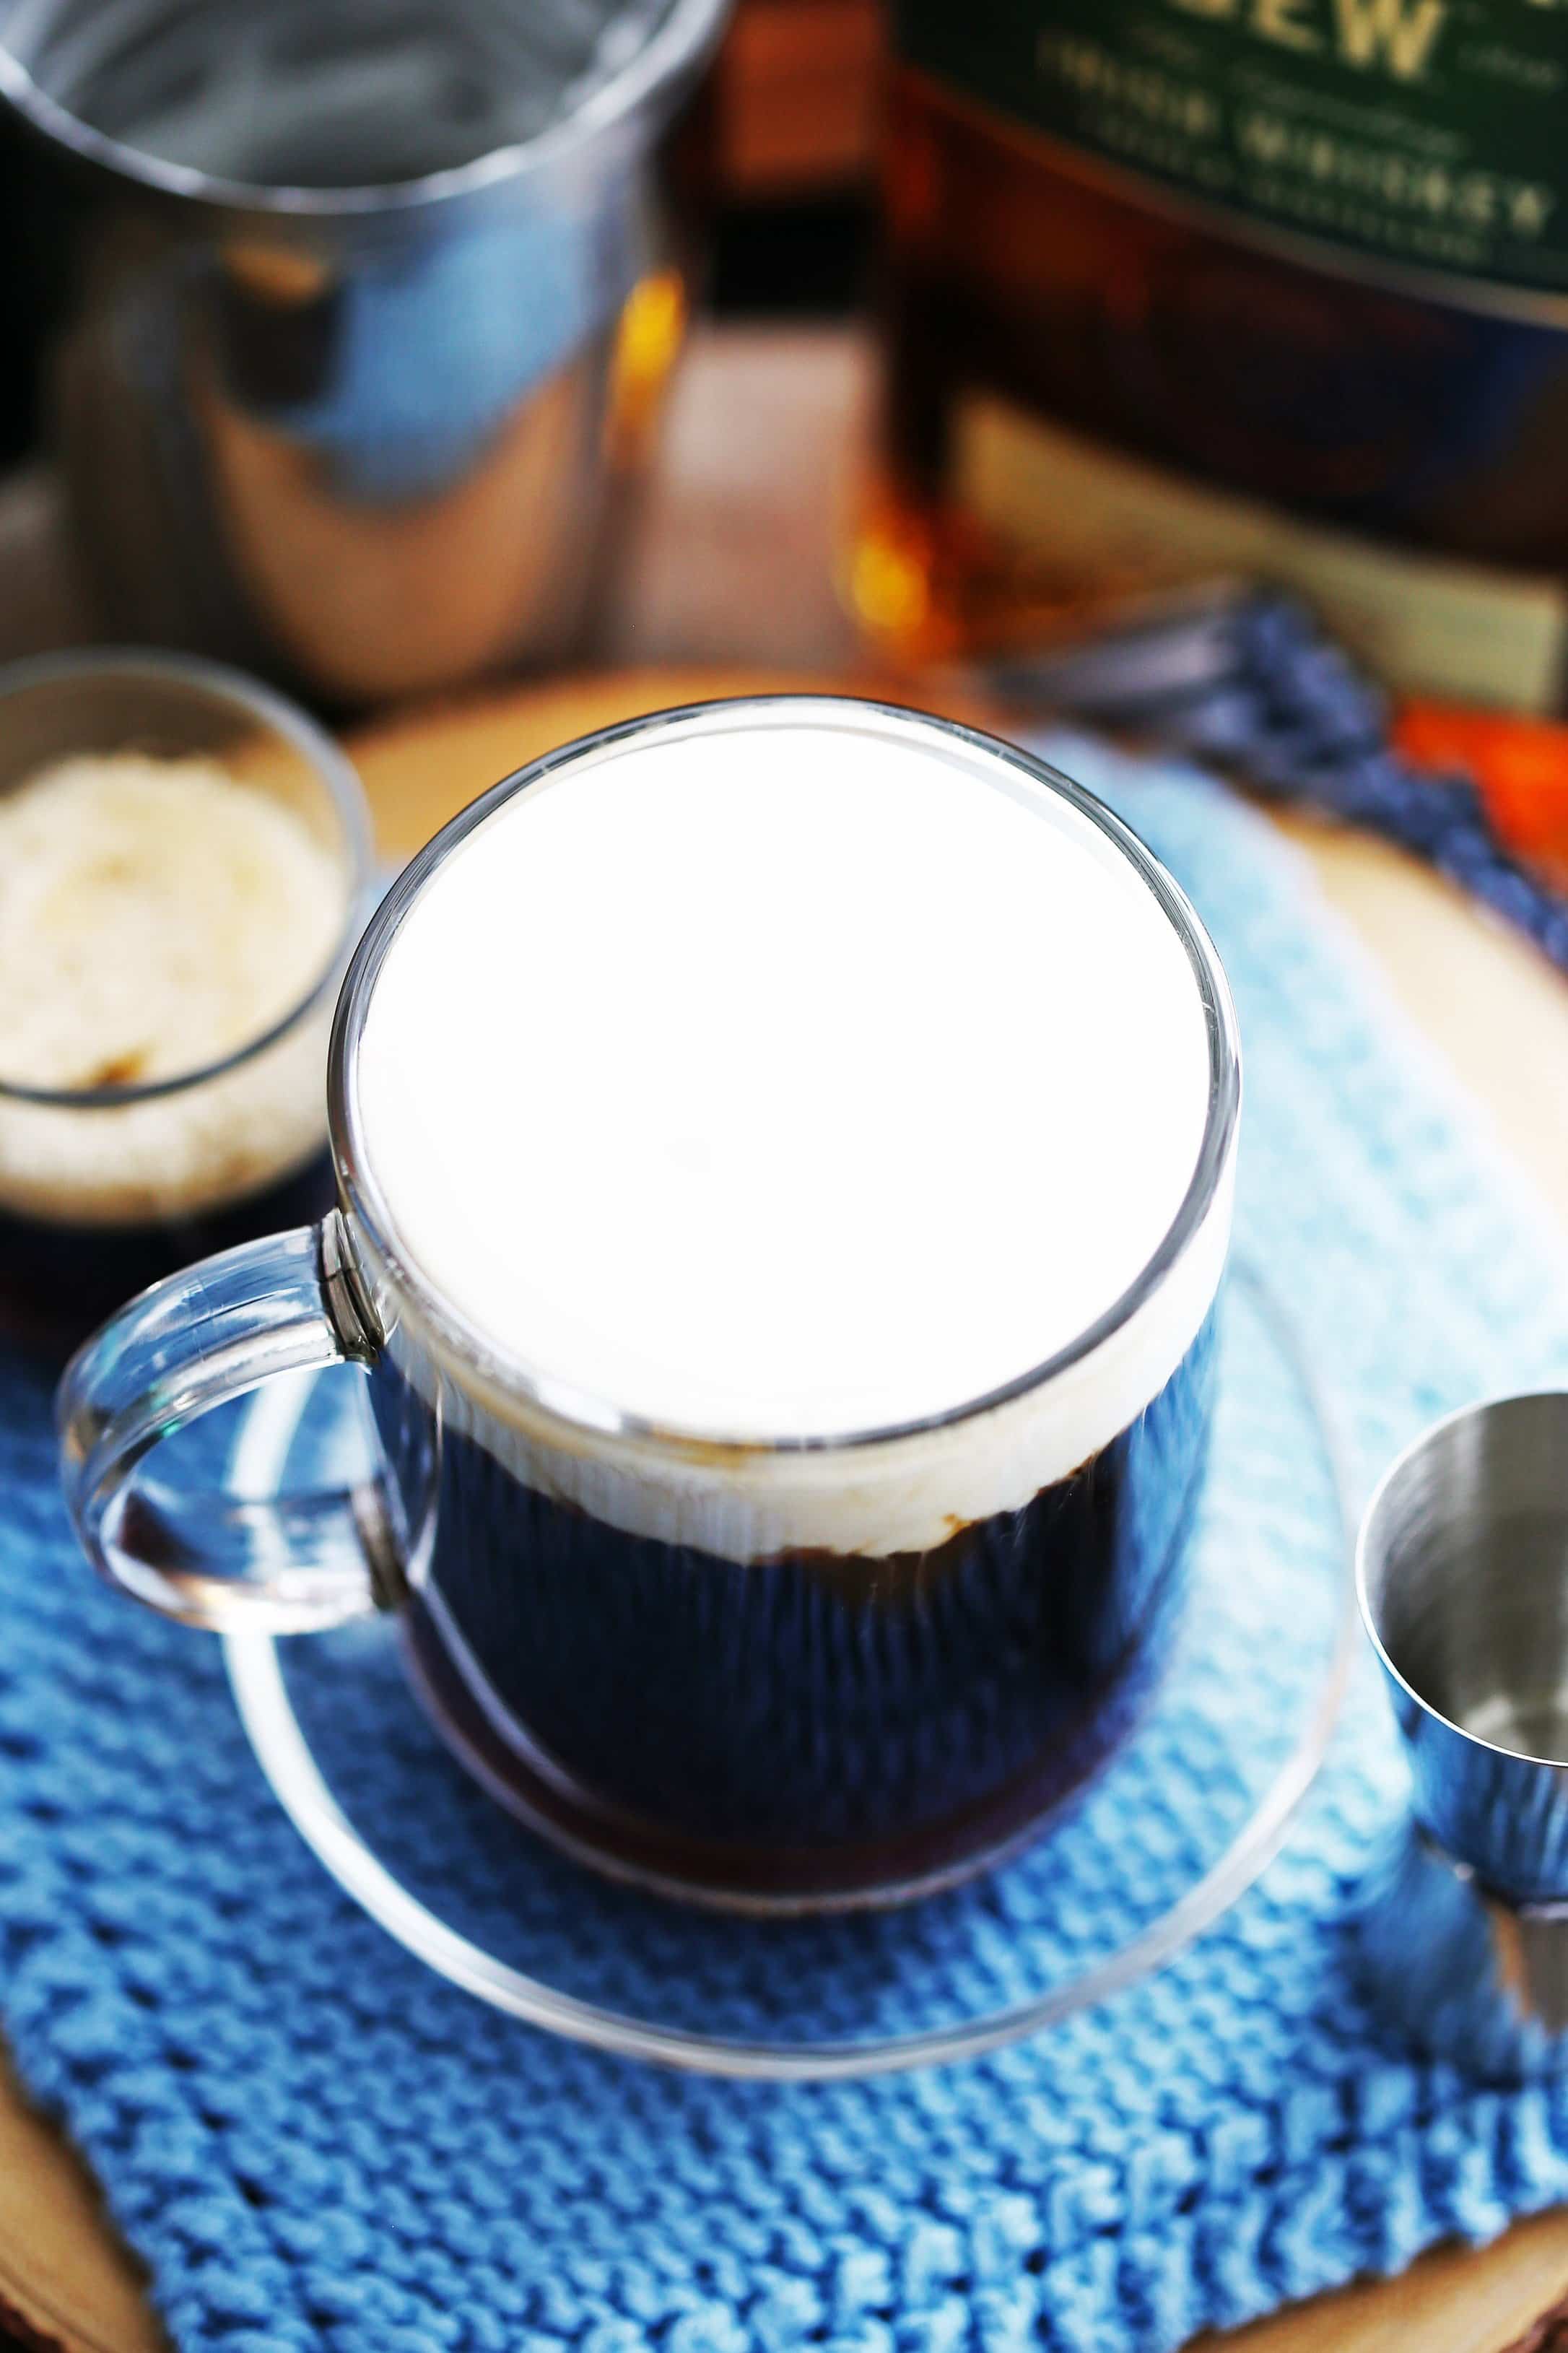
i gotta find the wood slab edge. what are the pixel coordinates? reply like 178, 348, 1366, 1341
1507, 2285, 1568, 2353
0, 2056, 161, 2353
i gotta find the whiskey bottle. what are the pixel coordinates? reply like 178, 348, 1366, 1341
856, 1, 1568, 711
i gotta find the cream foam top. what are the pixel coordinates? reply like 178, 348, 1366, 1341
0, 754, 344, 1224
354, 705, 1232, 1489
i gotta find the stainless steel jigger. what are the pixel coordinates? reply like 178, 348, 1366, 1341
1353, 1392, 1568, 2075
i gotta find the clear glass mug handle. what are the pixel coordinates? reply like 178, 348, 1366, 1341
57, 1213, 404, 1632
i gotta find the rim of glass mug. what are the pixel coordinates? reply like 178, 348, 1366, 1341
0, 0, 731, 217
0, 645, 375, 1113
327, 695, 1243, 1458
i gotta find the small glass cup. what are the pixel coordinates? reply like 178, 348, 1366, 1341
0, 648, 374, 1357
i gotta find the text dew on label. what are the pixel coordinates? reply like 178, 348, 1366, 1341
1163, 0, 1447, 83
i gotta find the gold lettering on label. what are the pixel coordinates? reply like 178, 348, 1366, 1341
1237, 111, 1288, 164
1511, 186, 1556, 238
1331, 0, 1446, 79
1253, 0, 1320, 48
1166, 0, 1447, 76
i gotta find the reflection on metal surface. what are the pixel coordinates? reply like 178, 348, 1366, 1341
1352, 1821, 1568, 2078
1, 0, 728, 709
606, 264, 687, 467
1355, 1389, 1568, 2074
196, 325, 616, 703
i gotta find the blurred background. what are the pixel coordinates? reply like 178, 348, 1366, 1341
6, 0, 1568, 760
0, 0, 889, 700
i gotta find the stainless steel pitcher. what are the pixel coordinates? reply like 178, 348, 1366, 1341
0, 0, 728, 709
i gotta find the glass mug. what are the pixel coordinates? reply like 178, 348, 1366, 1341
58, 699, 1241, 1913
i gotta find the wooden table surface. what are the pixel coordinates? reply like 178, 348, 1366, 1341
5, 325, 1568, 2353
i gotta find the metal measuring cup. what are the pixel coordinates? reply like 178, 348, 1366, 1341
1354, 1392, 1568, 2074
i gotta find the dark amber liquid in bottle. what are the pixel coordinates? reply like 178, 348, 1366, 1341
855, 69, 1568, 703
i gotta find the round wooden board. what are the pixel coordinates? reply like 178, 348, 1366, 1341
346, 663, 990, 862
4, 663, 1568, 2353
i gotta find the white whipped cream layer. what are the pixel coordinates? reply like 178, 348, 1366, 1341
350, 701, 1237, 1559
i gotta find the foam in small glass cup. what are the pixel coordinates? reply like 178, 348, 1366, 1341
0, 648, 374, 1355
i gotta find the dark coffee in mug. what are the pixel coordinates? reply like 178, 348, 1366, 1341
342, 704, 1237, 1908
383, 1318, 1218, 1905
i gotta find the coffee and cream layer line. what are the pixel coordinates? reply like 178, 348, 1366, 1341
367, 1160, 1233, 1568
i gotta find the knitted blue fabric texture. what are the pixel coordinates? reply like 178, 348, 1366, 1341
5, 736, 1568, 2353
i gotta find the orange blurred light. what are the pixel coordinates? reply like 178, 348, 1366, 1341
1398, 702, 1568, 890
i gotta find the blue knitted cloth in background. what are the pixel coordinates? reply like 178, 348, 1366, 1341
5, 735, 1568, 2353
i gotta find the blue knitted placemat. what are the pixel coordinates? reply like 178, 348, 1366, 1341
6, 736, 1568, 2353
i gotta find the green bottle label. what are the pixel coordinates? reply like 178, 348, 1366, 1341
892, 0, 1568, 303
